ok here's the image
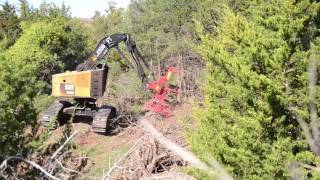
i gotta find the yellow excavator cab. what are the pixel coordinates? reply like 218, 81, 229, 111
52, 69, 107, 98
41, 33, 149, 134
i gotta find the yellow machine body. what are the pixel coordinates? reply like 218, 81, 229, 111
52, 69, 107, 98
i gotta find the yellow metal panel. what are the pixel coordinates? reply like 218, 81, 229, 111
75, 71, 91, 97
52, 70, 92, 98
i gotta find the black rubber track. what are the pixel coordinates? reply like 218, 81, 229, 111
92, 107, 116, 134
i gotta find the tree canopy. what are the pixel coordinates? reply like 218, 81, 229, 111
0, 1, 90, 156
1, 0, 320, 179
190, 0, 320, 179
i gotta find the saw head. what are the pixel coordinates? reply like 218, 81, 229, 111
144, 66, 179, 117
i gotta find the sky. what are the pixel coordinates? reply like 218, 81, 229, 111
2, 0, 130, 18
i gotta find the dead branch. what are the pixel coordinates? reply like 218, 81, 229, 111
102, 135, 146, 180
290, 44, 320, 156
308, 44, 320, 147
292, 112, 320, 155
0, 156, 60, 180
302, 164, 320, 174
54, 158, 83, 176
140, 118, 233, 180
51, 129, 80, 160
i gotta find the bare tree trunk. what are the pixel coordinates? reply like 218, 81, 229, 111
293, 43, 320, 155
308, 43, 320, 151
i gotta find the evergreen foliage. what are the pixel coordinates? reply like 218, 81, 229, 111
0, 1, 90, 156
1, 0, 320, 178
0, 2, 21, 50
90, 0, 198, 69
190, 0, 320, 178
0, 53, 38, 155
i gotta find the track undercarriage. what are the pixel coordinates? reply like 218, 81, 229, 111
40, 98, 116, 134
40, 33, 150, 135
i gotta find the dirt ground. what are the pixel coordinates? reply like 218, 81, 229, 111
47, 103, 195, 179
0, 104, 195, 180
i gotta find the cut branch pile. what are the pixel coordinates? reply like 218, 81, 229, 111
104, 114, 189, 179
107, 134, 186, 179
0, 129, 91, 180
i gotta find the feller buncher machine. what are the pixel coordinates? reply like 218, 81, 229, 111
41, 33, 179, 134
40, 33, 150, 134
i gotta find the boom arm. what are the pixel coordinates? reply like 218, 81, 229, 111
78, 33, 149, 85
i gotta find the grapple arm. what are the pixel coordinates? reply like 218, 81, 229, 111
77, 33, 150, 86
